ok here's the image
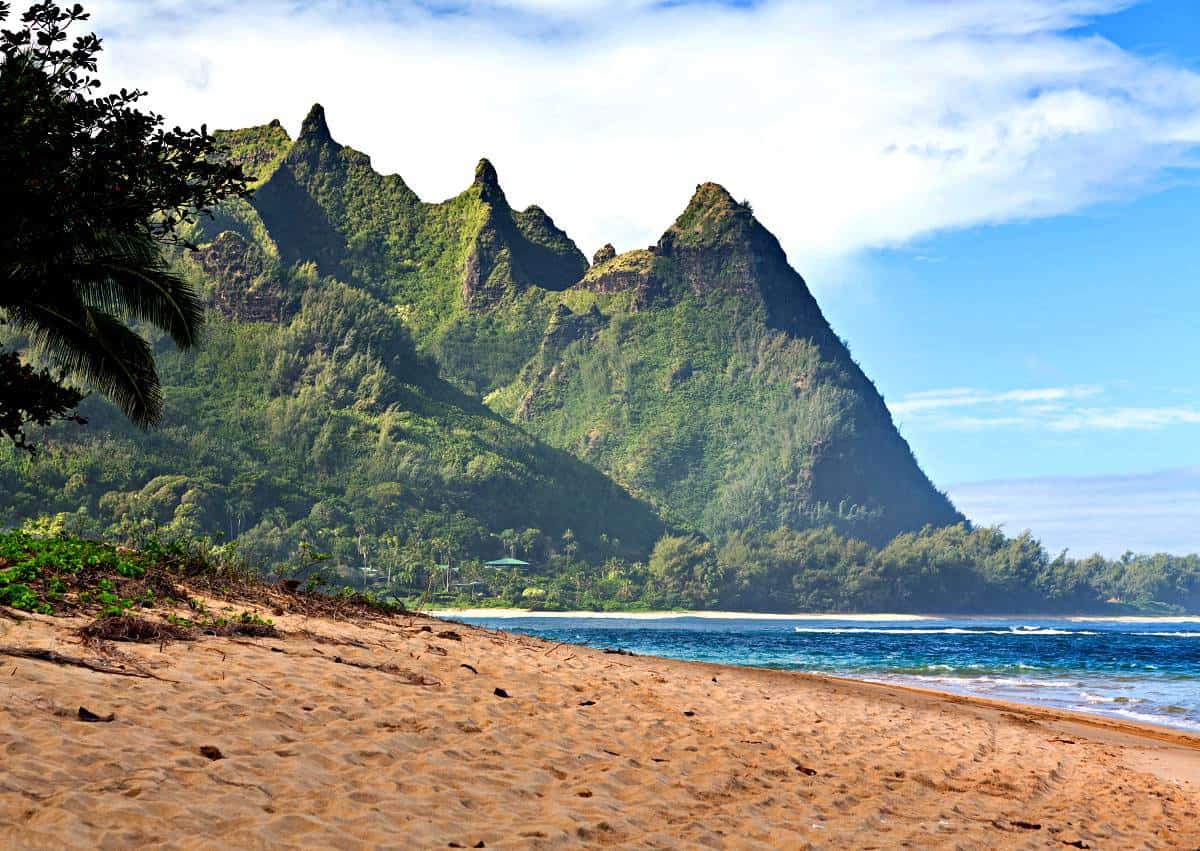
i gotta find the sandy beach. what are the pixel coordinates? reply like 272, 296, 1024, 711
2, 599, 1198, 849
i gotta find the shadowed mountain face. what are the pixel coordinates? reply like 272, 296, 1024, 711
0, 105, 959, 563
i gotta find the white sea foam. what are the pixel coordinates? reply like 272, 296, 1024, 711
792, 627, 1096, 635
1067, 616, 1200, 623
1135, 632, 1200, 638
1106, 709, 1200, 733
867, 674, 1079, 689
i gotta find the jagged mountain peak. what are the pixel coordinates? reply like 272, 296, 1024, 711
298, 103, 333, 144
688, 181, 739, 211
212, 119, 293, 185
592, 243, 617, 266
473, 157, 506, 204
660, 181, 758, 251
521, 203, 551, 221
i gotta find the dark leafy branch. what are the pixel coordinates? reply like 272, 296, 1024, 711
0, 1, 251, 445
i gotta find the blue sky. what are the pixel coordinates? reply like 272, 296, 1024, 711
817, 2, 1200, 554
84, 0, 1200, 554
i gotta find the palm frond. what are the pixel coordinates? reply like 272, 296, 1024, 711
9, 301, 163, 427
69, 231, 205, 348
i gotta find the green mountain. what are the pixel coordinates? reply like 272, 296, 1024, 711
1, 104, 959, 585
221, 105, 958, 541
489, 182, 961, 541
245, 105, 578, 396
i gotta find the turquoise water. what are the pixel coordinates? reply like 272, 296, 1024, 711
454, 614, 1200, 732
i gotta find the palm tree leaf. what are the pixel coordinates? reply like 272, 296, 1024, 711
69, 231, 205, 348
9, 301, 163, 427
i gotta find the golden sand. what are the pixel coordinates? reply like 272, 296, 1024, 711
1, 603, 1197, 849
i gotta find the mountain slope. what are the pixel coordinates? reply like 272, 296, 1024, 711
0, 151, 664, 571
490, 183, 961, 541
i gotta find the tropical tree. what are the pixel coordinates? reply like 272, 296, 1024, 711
497, 528, 518, 558
0, 1, 249, 442
560, 527, 578, 560
0, 349, 85, 451
648, 533, 724, 608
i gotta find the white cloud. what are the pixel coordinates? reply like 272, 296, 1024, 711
949, 466, 1200, 555
1049, 407, 1200, 431
890, 385, 1102, 415
891, 384, 1200, 432
70, 0, 1200, 274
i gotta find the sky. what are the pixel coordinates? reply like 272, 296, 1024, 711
73, 0, 1200, 555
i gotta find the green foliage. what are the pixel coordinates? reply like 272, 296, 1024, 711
0, 347, 86, 452
0, 528, 396, 628
710, 524, 1200, 615
647, 534, 723, 609
0, 529, 148, 613
0, 261, 664, 583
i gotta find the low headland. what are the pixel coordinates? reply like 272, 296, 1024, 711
1, 537, 1198, 847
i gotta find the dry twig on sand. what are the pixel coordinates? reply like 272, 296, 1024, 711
329, 654, 442, 686
0, 645, 155, 679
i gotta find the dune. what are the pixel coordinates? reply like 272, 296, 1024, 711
1, 599, 1197, 849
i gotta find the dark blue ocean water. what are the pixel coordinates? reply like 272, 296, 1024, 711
452, 614, 1200, 732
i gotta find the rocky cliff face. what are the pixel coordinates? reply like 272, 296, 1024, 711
577, 249, 663, 312
460, 160, 587, 308
194, 231, 291, 323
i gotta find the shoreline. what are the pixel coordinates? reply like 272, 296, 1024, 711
425, 608, 932, 620
428, 607, 1200, 621
796, 669, 1200, 754
436, 607, 1200, 739
446, 608, 1200, 753
662, 657, 1200, 783
440, 614, 1200, 787
433, 607, 1200, 736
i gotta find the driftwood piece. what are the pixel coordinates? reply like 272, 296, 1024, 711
330, 654, 442, 686
0, 645, 155, 678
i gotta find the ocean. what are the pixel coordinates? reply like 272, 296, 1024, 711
449, 613, 1200, 732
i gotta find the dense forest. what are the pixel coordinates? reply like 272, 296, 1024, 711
3, 68, 1198, 615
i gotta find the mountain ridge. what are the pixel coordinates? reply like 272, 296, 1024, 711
214, 104, 961, 542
